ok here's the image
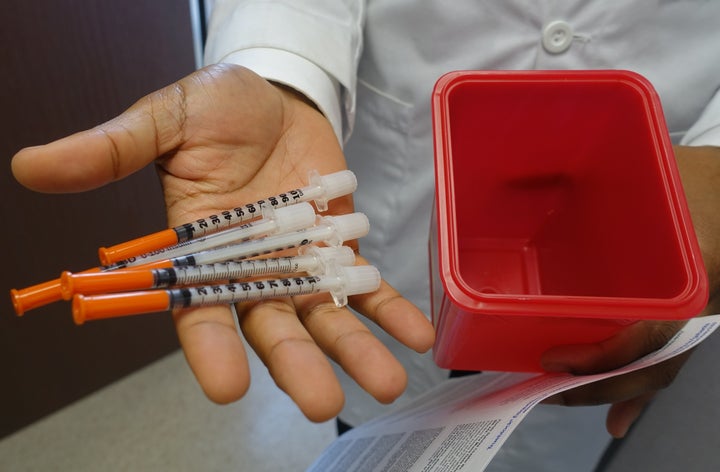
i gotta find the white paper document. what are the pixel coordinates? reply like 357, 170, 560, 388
308, 315, 720, 472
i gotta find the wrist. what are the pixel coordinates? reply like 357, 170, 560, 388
215, 48, 344, 144
271, 81, 322, 114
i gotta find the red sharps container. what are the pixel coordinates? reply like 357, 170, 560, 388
430, 70, 708, 372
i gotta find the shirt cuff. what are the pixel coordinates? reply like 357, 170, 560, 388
681, 126, 720, 147
219, 48, 344, 145
681, 90, 720, 147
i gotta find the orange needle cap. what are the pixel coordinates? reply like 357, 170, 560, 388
98, 229, 178, 265
61, 270, 156, 300
72, 291, 170, 325
10, 279, 64, 316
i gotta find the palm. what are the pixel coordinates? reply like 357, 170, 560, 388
150, 65, 351, 226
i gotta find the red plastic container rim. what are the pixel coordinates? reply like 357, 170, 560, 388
431, 70, 708, 320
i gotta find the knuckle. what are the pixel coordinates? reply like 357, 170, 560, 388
148, 81, 188, 153
654, 369, 678, 390
645, 321, 683, 351
301, 299, 343, 324
650, 355, 688, 390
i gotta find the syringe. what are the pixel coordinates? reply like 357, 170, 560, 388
72, 264, 381, 324
98, 170, 357, 264
111, 202, 316, 267
104, 213, 369, 271
10, 212, 367, 316
60, 245, 356, 299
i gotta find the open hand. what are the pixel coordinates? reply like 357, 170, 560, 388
11, 64, 435, 422
541, 145, 720, 437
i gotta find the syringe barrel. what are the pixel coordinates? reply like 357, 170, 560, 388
60, 247, 353, 299
97, 170, 356, 265
170, 265, 380, 309
175, 213, 368, 267
70, 265, 381, 323
168, 276, 324, 308
118, 202, 317, 268
167, 258, 304, 285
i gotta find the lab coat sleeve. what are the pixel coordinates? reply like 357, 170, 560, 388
681, 89, 720, 147
203, 0, 366, 144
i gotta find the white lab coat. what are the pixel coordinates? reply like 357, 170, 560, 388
205, 1, 720, 470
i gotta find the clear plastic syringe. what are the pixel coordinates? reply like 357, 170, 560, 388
72, 264, 381, 324
104, 213, 369, 271
9, 213, 366, 316
60, 245, 355, 299
98, 170, 357, 264
111, 202, 316, 267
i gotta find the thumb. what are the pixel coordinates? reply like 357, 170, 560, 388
11, 83, 186, 193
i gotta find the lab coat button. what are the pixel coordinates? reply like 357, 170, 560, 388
542, 20, 573, 54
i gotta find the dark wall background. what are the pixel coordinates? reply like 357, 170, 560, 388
0, 0, 196, 438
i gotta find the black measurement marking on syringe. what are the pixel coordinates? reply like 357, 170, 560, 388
142, 221, 257, 260
170, 276, 321, 308
150, 258, 302, 287
172, 189, 307, 243
244, 238, 315, 260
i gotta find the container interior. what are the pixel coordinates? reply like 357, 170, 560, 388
446, 78, 688, 300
